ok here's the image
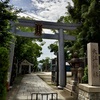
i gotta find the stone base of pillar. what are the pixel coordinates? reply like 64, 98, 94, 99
58, 85, 64, 90
78, 84, 100, 100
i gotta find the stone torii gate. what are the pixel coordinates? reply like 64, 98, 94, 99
9, 19, 80, 88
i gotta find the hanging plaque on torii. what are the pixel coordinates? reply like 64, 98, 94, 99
35, 23, 42, 36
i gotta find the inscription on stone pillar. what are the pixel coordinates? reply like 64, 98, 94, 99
87, 43, 100, 86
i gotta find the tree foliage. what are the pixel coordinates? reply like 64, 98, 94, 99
0, 0, 17, 48
48, 40, 73, 61
0, 47, 9, 100
0, 0, 18, 99
39, 57, 51, 71
14, 36, 43, 70
67, 0, 100, 55
82, 66, 88, 83
48, 41, 58, 55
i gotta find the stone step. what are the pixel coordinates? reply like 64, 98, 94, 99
65, 97, 75, 100
16, 99, 63, 100
66, 84, 74, 91
68, 80, 77, 86
58, 88, 74, 100
64, 88, 77, 100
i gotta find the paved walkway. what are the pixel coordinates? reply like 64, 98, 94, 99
15, 73, 64, 100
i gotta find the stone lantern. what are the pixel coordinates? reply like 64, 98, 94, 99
69, 52, 84, 83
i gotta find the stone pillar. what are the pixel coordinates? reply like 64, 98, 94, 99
58, 29, 66, 88
19, 65, 22, 74
29, 65, 31, 73
78, 43, 100, 100
87, 43, 100, 86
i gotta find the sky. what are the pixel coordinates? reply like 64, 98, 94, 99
9, 0, 73, 61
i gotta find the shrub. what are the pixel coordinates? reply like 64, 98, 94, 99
82, 66, 88, 83
0, 47, 9, 100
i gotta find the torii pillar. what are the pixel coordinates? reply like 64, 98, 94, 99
58, 29, 66, 88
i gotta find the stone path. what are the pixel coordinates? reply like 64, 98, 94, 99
15, 73, 64, 100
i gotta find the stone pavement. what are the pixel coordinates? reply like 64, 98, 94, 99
15, 73, 64, 100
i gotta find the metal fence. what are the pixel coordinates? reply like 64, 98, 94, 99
31, 92, 58, 100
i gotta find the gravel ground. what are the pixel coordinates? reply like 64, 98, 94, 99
6, 72, 74, 100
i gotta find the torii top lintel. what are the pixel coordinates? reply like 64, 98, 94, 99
14, 19, 81, 41
17, 19, 80, 30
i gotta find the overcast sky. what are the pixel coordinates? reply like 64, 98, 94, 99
9, 0, 73, 60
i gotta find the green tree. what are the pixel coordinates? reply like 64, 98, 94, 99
39, 57, 51, 71
82, 66, 88, 83
48, 40, 73, 61
48, 41, 58, 55
67, 0, 100, 55
14, 36, 43, 71
0, 0, 18, 99
0, 47, 9, 100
